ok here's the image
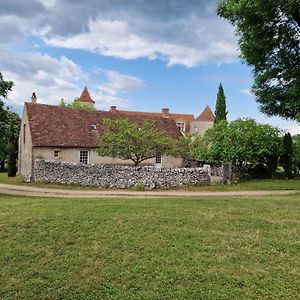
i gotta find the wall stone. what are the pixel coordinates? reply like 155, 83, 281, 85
33, 159, 210, 189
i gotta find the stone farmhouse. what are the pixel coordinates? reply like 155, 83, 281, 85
18, 87, 215, 177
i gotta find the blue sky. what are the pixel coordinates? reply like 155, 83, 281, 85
0, 0, 299, 134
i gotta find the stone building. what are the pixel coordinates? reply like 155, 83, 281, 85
18, 87, 215, 177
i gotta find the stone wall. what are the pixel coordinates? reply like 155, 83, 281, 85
33, 159, 210, 189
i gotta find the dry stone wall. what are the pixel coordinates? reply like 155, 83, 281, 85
33, 159, 210, 189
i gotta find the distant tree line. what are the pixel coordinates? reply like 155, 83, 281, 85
0, 71, 21, 176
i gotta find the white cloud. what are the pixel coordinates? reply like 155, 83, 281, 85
240, 88, 253, 95
1, 49, 143, 111
98, 70, 145, 96
0, 49, 84, 107
45, 17, 238, 67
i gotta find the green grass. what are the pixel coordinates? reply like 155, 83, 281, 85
1, 194, 300, 299
1, 172, 300, 191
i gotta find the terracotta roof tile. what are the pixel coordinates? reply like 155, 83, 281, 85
115, 109, 195, 132
79, 87, 95, 103
25, 103, 182, 148
196, 105, 215, 122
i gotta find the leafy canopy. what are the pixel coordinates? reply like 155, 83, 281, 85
218, 0, 300, 120
293, 134, 300, 174
195, 119, 282, 176
7, 111, 21, 177
0, 72, 14, 166
59, 98, 95, 110
98, 118, 174, 166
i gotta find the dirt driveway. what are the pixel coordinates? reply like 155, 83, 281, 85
0, 183, 299, 198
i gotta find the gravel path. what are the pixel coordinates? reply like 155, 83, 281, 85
0, 183, 299, 198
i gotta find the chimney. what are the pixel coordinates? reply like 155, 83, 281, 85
111, 105, 117, 113
162, 108, 169, 118
31, 92, 37, 104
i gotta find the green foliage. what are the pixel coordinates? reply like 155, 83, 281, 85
7, 112, 21, 177
59, 97, 95, 110
293, 134, 300, 175
282, 132, 294, 179
168, 135, 195, 160
195, 119, 282, 176
218, 0, 300, 121
0, 72, 16, 172
132, 183, 145, 191
98, 118, 174, 166
214, 83, 227, 123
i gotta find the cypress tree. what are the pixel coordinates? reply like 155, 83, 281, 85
282, 132, 294, 179
214, 83, 227, 123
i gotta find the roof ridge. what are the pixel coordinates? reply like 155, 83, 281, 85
195, 105, 215, 122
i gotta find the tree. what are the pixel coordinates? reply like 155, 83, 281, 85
0, 72, 14, 171
218, 0, 300, 121
98, 118, 173, 166
168, 135, 195, 160
195, 119, 282, 177
59, 98, 95, 110
281, 132, 294, 179
6, 112, 21, 177
293, 134, 300, 175
214, 83, 227, 123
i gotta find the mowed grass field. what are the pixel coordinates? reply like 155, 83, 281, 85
1, 194, 300, 299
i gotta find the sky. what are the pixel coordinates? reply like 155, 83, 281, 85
0, 0, 299, 134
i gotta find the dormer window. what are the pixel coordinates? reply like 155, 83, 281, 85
176, 121, 185, 133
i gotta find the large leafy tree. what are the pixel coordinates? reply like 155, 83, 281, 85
195, 119, 282, 177
0, 72, 14, 171
98, 118, 173, 166
214, 83, 227, 123
218, 0, 300, 121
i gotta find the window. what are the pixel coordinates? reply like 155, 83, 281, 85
54, 150, 60, 158
80, 150, 89, 164
176, 121, 185, 133
155, 152, 162, 165
23, 124, 26, 144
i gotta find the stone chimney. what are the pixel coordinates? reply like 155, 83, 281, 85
31, 92, 37, 104
162, 108, 169, 118
111, 105, 117, 113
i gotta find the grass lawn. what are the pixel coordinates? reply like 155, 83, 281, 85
1, 172, 300, 191
1, 194, 300, 299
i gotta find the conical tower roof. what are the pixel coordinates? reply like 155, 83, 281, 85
196, 105, 215, 122
79, 87, 95, 103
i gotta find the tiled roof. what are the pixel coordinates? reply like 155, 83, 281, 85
25, 103, 182, 148
114, 109, 195, 132
195, 105, 215, 122
115, 109, 195, 122
79, 87, 95, 103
